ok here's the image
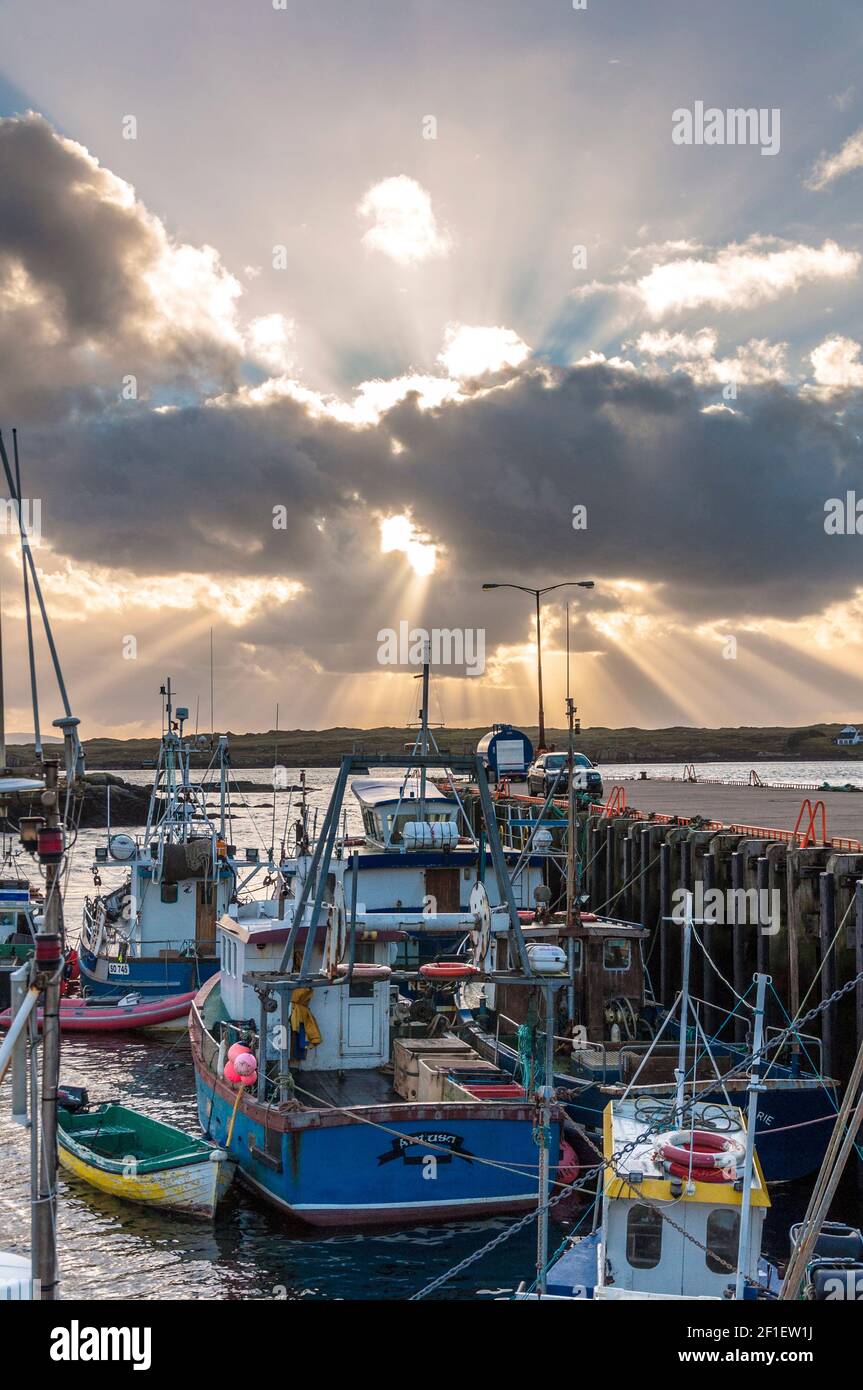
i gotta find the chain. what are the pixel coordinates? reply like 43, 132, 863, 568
578, 1118, 741, 1276
410, 1101, 724, 1300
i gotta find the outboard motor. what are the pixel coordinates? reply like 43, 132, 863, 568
57, 1085, 89, 1113
790, 1222, 863, 1301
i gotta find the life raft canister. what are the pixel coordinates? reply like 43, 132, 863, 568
660, 1128, 741, 1183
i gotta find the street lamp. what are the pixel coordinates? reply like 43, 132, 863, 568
482, 580, 594, 750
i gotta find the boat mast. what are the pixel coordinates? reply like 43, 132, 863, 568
219, 735, 229, 840
674, 893, 694, 1124
11, 431, 41, 758
0, 429, 83, 1302
565, 602, 577, 927
535, 980, 559, 1294
418, 643, 430, 822
33, 757, 64, 1300
0, 574, 5, 775
734, 971, 769, 1298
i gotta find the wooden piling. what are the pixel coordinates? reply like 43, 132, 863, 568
659, 840, 671, 1007
731, 849, 746, 1044
819, 871, 836, 1080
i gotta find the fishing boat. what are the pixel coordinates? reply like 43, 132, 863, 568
0, 854, 78, 1009
459, 900, 840, 1182
0, 1252, 34, 1301
277, 665, 545, 979
0, 877, 45, 1011
57, 1102, 234, 1219
519, 1095, 779, 1299
517, 990, 863, 1302
190, 745, 589, 1228
78, 679, 272, 1007
1, 989, 196, 1033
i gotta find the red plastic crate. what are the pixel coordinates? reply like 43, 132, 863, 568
464, 1083, 526, 1099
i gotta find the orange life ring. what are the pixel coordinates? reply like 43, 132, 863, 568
419, 962, 479, 981
660, 1128, 740, 1181
666, 1161, 735, 1183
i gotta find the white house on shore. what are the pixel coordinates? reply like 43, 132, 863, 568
836, 725, 863, 746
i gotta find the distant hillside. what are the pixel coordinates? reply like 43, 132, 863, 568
6, 722, 861, 769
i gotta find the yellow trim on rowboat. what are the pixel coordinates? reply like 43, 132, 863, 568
59, 1144, 181, 1203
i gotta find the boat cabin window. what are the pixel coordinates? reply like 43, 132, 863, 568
394, 936, 420, 972
570, 939, 582, 971
705, 1208, 739, 1273
223, 936, 237, 978
603, 939, 631, 971
626, 1203, 663, 1269
362, 810, 378, 838
385, 810, 456, 845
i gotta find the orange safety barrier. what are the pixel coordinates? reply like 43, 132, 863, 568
794, 798, 827, 847
600, 786, 627, 817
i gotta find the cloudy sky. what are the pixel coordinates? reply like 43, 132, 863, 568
1, 0, 863, 738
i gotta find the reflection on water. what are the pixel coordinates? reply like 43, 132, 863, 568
2, 1026, 545, 1299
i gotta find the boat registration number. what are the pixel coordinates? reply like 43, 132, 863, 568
108, 963, 130, 976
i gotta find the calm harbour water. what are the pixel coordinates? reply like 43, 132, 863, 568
1, 761, 859, 1299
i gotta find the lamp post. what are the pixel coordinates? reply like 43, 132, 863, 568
481, 580, 594, 750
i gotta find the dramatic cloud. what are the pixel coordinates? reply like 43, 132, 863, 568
634, 328, 788, 385
0, 113, 249, 419
357, 176, 452, 265
809, 335, 863, 391
633, 239, 858, 318
437, 324, 530, 379
806, 126, 863, 190
21, 355, 863, 628
1, 102, 863, 733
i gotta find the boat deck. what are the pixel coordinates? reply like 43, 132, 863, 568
291, 1067, 401, 1110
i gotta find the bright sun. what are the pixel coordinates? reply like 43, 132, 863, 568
379, 514, 437, 576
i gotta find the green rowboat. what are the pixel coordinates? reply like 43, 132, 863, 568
57, 1103, 234, 1219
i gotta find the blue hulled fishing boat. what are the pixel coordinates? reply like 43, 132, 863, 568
190, 746, 580, 1227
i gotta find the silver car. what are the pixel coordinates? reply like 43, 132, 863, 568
526, 751, 603, 799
